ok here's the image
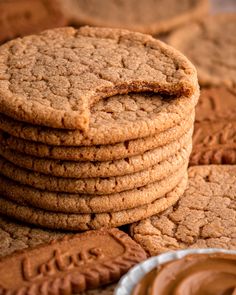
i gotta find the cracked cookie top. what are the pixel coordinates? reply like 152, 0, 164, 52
131, 165, 236, 255
0, 26, 197, 130
167, 14, 236, 88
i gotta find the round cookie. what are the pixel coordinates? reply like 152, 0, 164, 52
0, 128, 192, 178
0, 91, 198, 146
0, 163, 187, 213
167, 14, 236, 88
64, 0, 208, 35
0, 173, 188, 230
0, 113, 194, 161
0, 145, 191, 194
130, 165, 236, 255
0, 215, 116, 294
0, 26, 197, 130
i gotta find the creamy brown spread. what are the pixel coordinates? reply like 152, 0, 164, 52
132, 253, 236, 295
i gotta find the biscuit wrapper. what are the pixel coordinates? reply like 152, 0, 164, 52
114, 248, 236, 295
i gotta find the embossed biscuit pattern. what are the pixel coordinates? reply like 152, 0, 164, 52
0, 228, 146, 294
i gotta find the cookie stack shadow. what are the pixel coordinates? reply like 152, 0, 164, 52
0, 27, 199, 231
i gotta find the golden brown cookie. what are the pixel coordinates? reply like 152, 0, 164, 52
0, 173, 187, 230
0, 215, 66, 258
0, 163, 187, 213
0, 26, 197, 130
0, 128, 192, 178
130, 165, 236, 255
0, 113, 194, 161
0, 91, 198, 146
0, 144, 191, 194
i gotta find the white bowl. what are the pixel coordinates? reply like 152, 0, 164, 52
115, 248, 236, 295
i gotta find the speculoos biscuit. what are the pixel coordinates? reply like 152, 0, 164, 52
0, 226, 146, 293
0, 216, 116, 293
190, 87, 236, 165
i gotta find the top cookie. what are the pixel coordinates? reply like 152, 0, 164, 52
64, 0, 208, 35
167, 14, 236, 88
0, 26, 197, 130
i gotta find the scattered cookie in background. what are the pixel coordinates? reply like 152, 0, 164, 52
0, 0, 66, 44
191, 87, 236, 165
0, 220, 146, 293
211, 0, 236, 12
167, 14, 236, 89
0, 0, 235, 46
130, 165, 236, 256
0, 0, 209, 44
60, 0, 208, 35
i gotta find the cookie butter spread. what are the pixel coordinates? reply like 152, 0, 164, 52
132, 253, 236, 295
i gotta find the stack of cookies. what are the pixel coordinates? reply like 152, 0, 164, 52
0, 26, 199, 230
